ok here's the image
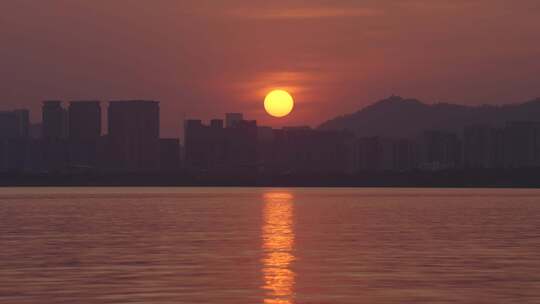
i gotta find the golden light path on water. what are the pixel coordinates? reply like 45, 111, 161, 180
262, 191, 296, 304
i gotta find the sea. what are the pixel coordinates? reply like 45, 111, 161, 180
1, 187, 539, 303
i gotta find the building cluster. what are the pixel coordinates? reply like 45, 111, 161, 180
2, 103, 540, 175
185, 115, 540, 174
0, 100, 179, 173
185, 115, 353, 175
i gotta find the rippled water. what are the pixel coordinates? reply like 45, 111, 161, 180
1, 187, 539, 303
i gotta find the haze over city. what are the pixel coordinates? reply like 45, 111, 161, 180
2, 0, 540, 136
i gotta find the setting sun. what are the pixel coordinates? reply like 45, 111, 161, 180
264, 90, 294, 118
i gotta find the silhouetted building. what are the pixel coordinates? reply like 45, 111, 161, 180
160, 138, 180, 171
0, 139, 28, 172
41, 101, 69, 172
68, 101, 101, 140
226, 119, 258, 171
42, 101, 67, 140
0, 109, 30, 172
491, 128, 505, 168
353, 137, 393, 172
463, 125, 504, 168
0, 109, 29, 139
29, 123, 42, 139
420, 130, 461, 170
184, 119, 223, 170
107, 100, 160, 171
67, 101, 102, 169
40, 139, 68, 173
14, 110, 30, 138
257, 126, 275, 172
225, 113, 243, 128
391, 138, 419, 171
211, 119, 224, 129
503, 122, 540, 168
271, 127, 354, 174
185, 114, 258, 174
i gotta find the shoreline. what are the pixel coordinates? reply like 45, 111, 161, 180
1, 169, 539, 188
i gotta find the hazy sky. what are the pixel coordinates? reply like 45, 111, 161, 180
1, 0, 540, 137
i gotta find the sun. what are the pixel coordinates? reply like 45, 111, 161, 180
264, 90, 294, 118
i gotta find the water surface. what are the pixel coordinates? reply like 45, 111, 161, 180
0, 187, 539, 303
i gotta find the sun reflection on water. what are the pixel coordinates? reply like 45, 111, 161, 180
262, 191, 296, 304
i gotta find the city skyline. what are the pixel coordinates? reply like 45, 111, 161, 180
3, 97, 540, 182
2, 1, 540, 137
3, 94, 540, 139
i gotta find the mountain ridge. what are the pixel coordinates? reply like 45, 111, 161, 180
318, 96, 540, 138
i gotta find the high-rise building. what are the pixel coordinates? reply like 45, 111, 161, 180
0, 112, 18, 140
68, 101, 101, 140
257, 126, 275, 172
463, 124, 504, 168
225, 113, 243, 128
272, 127, 354, 174
159, 138, 180, 171
503, 121, 540, 168
67, 101, 102, 169
420, 130, 462, 170
225, 119, 257, 171
353, 136, 392, 172
184, 119, 205, 169
0, 109, 29, 139
391, 138, 419, 172
107, 100, 160, 171
210, 119, 224, 129
184, 119, 227, 171
42, 101, 67, 140
184, 115, 259, 174
14, 110, 29, 138
0, 109, 30, 172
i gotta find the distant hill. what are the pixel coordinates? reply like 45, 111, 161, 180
318, 96, 540, 138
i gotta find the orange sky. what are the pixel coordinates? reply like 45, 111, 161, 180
1, 0, 540, 137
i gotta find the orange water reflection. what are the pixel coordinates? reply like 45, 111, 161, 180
262, 191, 296, 304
